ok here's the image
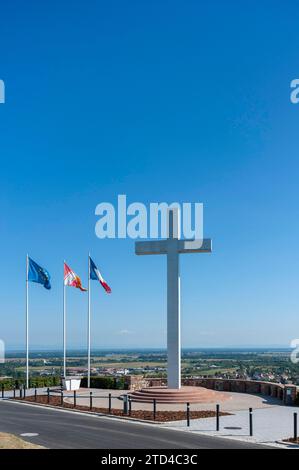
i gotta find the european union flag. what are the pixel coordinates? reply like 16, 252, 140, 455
28, 257, 51, 290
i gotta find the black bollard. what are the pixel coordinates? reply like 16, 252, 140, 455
61, 390, 64, 406
187, 402, 190, 427
34, 388, 37, 402
47, 387, 50, 404
249, 407, 253, 436
108, 393, 112, 413
216, 404, 220, 431
13, 387, 16, 399
19, 387, 22, 399
1, 384, 4, 399
73, 390, 76, 408
123, 394, 128, 415
129, 397, 132, 416
153, 399, 157, 420
90, 391, 93, 411
23, 384, 26, 399
294, 412, 298, 441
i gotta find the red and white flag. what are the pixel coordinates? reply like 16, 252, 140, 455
64, 262, 87, 292
89, 256, 111, 293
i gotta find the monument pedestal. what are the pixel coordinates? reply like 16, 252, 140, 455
129, 386, 229, 404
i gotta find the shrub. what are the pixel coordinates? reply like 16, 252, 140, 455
81, 376, 126, 390
28, 376, 61, 388
0, 376, 61, 391
0, 375, 126, 391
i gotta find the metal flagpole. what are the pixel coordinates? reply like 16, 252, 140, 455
87, 253, 91, 388
63, 261, 66, 378
26, 254, 29, 389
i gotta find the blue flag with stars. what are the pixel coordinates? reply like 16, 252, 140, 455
28, 257, 51, 290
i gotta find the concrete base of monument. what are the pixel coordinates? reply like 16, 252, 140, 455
128, 386, 230, 404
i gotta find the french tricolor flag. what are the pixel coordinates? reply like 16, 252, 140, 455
89, 256, 111, 293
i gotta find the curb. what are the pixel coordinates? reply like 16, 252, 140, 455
275, 440, 299, 448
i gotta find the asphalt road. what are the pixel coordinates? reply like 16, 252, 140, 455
0, 400, 269, 449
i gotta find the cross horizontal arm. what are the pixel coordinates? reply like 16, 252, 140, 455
135, 238, 212, 255
180, 238, 212, 253
135, 240, 168, 255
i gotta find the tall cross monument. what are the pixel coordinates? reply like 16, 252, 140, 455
135, 208, 212, 389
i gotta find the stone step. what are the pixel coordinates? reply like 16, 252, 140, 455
130, 397, 208, 403
128, 386, 230, 404
130, 392, 217, 399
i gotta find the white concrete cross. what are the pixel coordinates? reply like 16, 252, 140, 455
135, 208, 212, 389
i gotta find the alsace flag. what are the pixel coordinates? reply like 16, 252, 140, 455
64, 262, 87, 291
28, 257, 51, 290
90, 257, 111, 293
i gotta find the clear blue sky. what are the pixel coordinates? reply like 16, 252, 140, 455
1, 1, 299, 350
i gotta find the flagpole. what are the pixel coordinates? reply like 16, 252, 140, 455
26, 254, 29, 389
63, 261, 66, 379
87, 253, 91, 388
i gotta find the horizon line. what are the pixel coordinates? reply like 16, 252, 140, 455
4, 345, 293, 353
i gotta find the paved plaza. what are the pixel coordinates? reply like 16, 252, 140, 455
62, 388, 299, 446
161, 405, 299, 447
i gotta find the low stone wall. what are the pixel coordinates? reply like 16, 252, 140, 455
124, 375, 298, 405
125, 375, 167, 391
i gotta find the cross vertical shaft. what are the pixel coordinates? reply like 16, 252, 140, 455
167, 234, 181, 389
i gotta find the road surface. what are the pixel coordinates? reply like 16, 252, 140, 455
0, 400, 269, 449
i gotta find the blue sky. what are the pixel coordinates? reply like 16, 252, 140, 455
1, 1, 299, 350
